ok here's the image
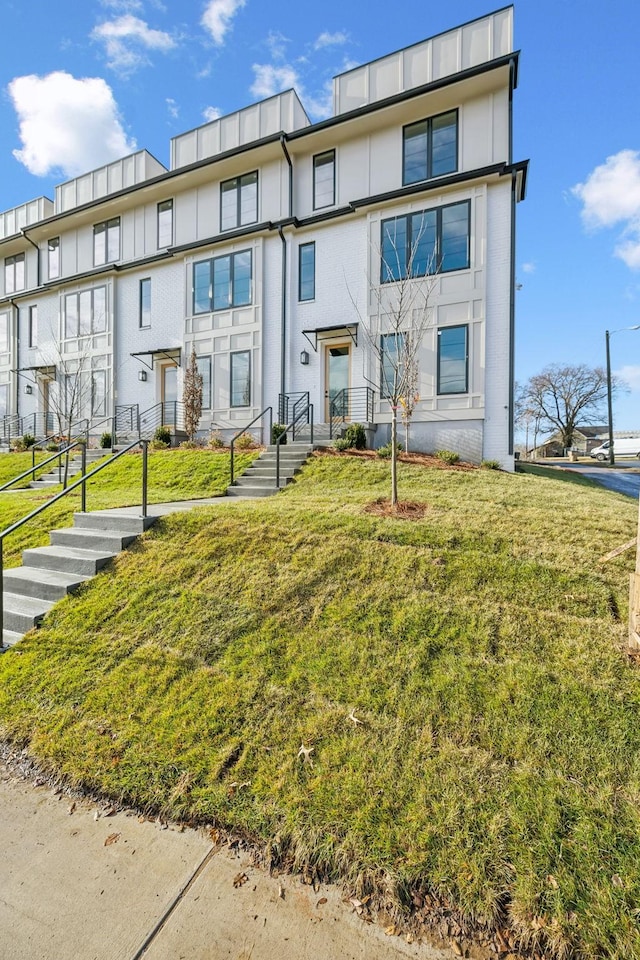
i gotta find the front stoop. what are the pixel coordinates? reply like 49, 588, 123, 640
29, 448, 106, 489
226, 443, 313, 498
1, 511, 155, 650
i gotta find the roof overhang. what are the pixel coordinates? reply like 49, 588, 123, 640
131, 347, 181, 370
301, 323, 358, 352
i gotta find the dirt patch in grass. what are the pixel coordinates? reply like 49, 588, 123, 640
317, 447, 477, 470
363, 497, 429, 519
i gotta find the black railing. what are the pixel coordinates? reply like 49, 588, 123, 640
229, 407, 273, 486
113, 404, 140, 444
0, 438, 87, 493
278, 392, 309, 425
329, 387, 374, 439
138, 401, 185, 440
276, 404, 314, 489
0, 438, 149, 644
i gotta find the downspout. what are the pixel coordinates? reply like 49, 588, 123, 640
21, 229, 41, 288
279, 133, 293, 219
278, 226, 287, 401
507, 56, 516, 457
9, 298, 19, 420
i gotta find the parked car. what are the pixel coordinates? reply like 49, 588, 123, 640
590, 438, 640, 461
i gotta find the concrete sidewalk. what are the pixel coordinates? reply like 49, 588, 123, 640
0, 761, 452, 960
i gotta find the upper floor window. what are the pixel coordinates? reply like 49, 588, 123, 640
93, 218, 120, 266
437, 324, 468, 395
197, 356, 212, 409
381, 200, 470, 282
48, 238, 60, 280
157, 200, 173, 248
0, 311, 9, 353
5, 253, 25, 294
193, 250, 252, 314
298, 242, 315, 301
64, 286, 107, 339
28, 305, 38, 348
220, 172, 258, 231
403, 110, 458, 185
139, 278, 151, 328
380, 333, 403, 399
313, 151, 335, 209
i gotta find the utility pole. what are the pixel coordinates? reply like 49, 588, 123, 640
630, 494, 640, 652
605, 329, 615, 466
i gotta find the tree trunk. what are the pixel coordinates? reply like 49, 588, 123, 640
391, 409, 398, 506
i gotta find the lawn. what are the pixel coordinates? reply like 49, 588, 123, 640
0, 452, 638, 958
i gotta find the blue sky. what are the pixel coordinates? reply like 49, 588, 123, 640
1, 0, 639, 430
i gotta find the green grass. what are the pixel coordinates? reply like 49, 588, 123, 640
0, 452, 639, 958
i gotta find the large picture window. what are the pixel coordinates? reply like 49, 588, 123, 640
93, 218, 120, 265
230, 350, 250, 407
380, 332, 404, 399
313, 151, 335, 209
403, 110, 457, 185
221, 172, 258, 231
4, 253, 25, 294
65, 287, 107, 338
381, 200, 470, 282
193, 250, 252, 314
298, 242, 315, 301
437, 325, 468, 395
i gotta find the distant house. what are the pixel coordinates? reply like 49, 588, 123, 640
532, 426, 640, 458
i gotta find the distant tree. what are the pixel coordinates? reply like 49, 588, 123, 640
183, 348, 203, 441
522, 364, 622, 451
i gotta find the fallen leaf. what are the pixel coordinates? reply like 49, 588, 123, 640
546, 874, 559, 889
297, 743, 314, 766
104, 833, 120, 846
451, 940, 463, 956
347, 710, 364, 726
68, 802, 76, 815
612, 874, 624, 889
316, 897, 328, 908
233, 872, 249, 888
278, 884, 285, 900
385, 925, 398, 936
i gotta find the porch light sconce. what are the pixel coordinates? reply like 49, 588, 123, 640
24, 384, 33, 395
138, 370, 147, 382
300, 350, 310, 365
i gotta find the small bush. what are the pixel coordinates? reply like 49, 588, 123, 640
12, 438, 27, 452
208, 431, 224, 449
481, 459, 501, 470
46, 442, 59, 453
150, 438, 169, 450
271, 423, 288, 445
22, 433, 36, 449
154, 425, 171, 446
180, 440, 198, 449
343, 423, 367, 450
435, 449, 460, 465
334, 438, 350, 452
235, 432, 255, 450
100, 432, 112, 449
377, 441, 403, 459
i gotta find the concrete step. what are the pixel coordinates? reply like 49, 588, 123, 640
22, 545, 117, 577
265, 444, 312, 454
3, 593, 54, 634
233, 475, 292, 489
50, 528, 139, 553
1, 630, 23, 649
227, 484, 278, 497
73, 512, 155, 534
244, 466, 299, 478
2, 566, 89, 602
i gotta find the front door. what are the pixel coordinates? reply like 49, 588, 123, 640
160, 363, 178, 425
324, 343, 351, 422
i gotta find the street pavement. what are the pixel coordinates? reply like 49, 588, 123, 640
535, 460, 640, 498
0, 759, 453, 960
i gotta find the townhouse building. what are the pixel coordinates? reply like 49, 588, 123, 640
0, 5, 527, 468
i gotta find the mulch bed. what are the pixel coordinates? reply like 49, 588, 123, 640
363, 498, 429, 519
315, 447, 477, 471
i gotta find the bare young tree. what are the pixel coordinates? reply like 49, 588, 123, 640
183, 347, 203, 442
349, 219, 439, 504
523, 364, 624, 452
399, 356, 420, 453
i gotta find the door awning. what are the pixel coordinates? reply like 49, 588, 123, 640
301, 323, 358, 352
130, 347, 181, 371
13, 364, 57, 382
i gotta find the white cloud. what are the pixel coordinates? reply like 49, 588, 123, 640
572, 150, 640, 270
201, 0, 245, 45
100, 0, 143, 10
314, 31, 348, 50
250, 63, 298, 99
166, 97, 179, 119
203, 105, 221, 122
304, 81, 333, 119
92, 14, 176, 73
266, 31, 289, 60
521, 261, 536, 274
616, 364, 640, 392
8, 71, 136, 178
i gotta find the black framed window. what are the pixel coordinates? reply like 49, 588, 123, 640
64, 287, 107, 338
93, 218, 120, 265
193, 250, 252, 314
220, 172, 258, 231
139, 278, 151, 328
298, 242, 315, 301
28, 305, 38, 348
157, 200, 173, 248
313, 151, 335, 209
230, 350, 251, 407
197, 355, 212, 409
380, 333, 404, 399
381, 200, 470, 282
48, 237, 60, 280
4, 253, 25, 294
403, 110, 457, 185
437, 325, 468, 395
0, 311, 9, 353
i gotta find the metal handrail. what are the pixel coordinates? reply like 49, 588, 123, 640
229, 407, 273, 485
0, 437, 149, 643
278, 392, 309, 425
276, 404, 313, 489
0, 438, 88, 493
329, 387, 374, 439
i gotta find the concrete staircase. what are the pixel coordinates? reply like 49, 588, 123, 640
29, 447, 107, 489
1, 510, 155, 648
226, 443, 313, 498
